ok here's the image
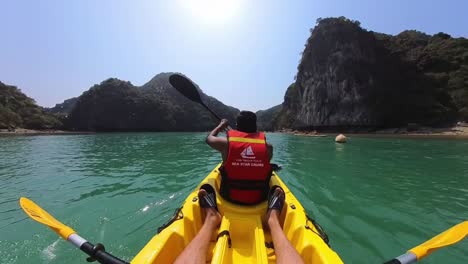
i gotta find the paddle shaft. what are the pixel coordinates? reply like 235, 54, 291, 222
169, 73, 233, 130
200, 101, 222, 122
200, 101, 233, 130
384, 252, 417, 264
69, 234, 128, 264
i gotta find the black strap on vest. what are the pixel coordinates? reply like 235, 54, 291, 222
219, 166, 272, 205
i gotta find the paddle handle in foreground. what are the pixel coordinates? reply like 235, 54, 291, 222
67, 234, 128, 264
78, 239, 128, 264
384, 221, 468, 264
384, 252, 417, 264
20, 197, 128, 264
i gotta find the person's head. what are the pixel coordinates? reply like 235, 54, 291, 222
236, 111, 257, 133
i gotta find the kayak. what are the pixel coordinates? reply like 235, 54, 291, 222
131, 164, 344, 264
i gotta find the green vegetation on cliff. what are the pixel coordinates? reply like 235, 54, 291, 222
47, 97, 78, 115
0, 82, 62, 129
379, 29, 468, 121
66, 73, 239, 131
272, 17, 467, 130
1, 73, 239, 132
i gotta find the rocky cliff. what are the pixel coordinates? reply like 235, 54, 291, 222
66, 73, 239, 131
256, 104, 282, 131
274, 17, 466, 130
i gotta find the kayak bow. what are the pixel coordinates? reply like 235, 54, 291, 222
131, 164, 344, 264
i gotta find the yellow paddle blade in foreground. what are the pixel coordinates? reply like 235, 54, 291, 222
19, 197, 75, 240
409, 221, 468, 260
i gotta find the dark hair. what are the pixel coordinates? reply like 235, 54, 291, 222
236, 111, 257, 133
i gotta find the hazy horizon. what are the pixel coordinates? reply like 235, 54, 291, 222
1, 0, 468, 111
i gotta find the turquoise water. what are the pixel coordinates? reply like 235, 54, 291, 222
0, 133, 467, 263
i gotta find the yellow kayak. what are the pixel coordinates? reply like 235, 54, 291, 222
131, 164, 343, 264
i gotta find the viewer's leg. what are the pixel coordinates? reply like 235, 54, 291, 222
174, 189, 221, 264
267, 189, 305, 264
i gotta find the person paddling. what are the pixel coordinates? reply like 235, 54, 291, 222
206, 111, 273, 204
174, 111, 305, 264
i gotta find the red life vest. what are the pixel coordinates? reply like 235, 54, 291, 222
220, 130, 272, 204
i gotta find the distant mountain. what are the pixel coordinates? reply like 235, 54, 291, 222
256, 104, 282, 131
47, 97, 78, 115
66, 73, 239, 131
271, 17, 467, 130
0, 82, 62, 129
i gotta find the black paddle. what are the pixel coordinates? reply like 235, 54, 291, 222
169, 74, 227, 125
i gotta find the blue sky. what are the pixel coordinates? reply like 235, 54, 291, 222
1, 0, 467, 111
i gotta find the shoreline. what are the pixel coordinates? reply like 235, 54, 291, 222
275, 125, 468, 139
2, 127, 468, 139
329, 133, 468, 140
0, 129, 94, 136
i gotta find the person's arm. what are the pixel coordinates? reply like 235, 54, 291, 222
206, 119, 229, 153
267, 143, 273, 161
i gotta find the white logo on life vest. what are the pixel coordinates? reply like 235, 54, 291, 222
240, 146, 256, 159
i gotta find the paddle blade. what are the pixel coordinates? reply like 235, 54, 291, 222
168, 73, 227, 125
169, 74, 203, 104
20, 197, 75, 239
409, 221, 468, 260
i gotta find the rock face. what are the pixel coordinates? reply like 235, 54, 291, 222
66, 73, 239, 131
256, 104, 282, 131
275, 17, 466, 130
0, 82, 62, 129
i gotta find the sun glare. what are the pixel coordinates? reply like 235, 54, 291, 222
181, 0, 242, 24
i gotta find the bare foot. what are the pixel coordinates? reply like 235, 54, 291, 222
267, 209, 281, 228
198, 189, 222, 227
